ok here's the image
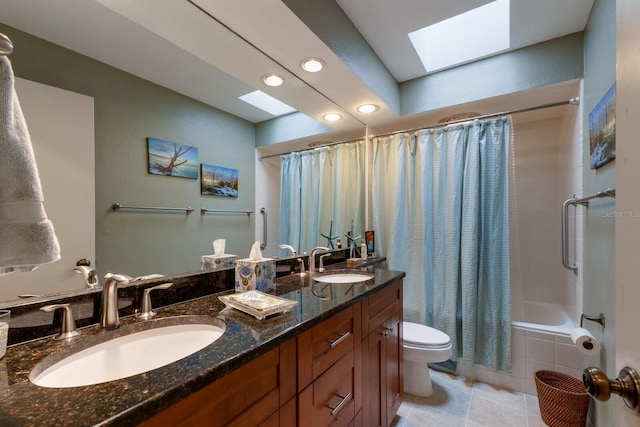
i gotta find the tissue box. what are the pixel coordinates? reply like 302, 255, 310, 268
234, 258, 276, 292
201, 254, 238, 271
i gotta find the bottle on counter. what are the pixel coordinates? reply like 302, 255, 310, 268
360, 242, 367, 261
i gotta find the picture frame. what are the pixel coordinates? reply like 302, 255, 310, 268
201, 163, 239, 197
147, 137, 199, 179
589, 83, 616, 170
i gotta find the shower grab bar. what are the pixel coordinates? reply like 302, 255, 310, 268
111, 203, 194, 214
200, 208, 253, 215
260, 208, 267, 250
562, 188, 616, 274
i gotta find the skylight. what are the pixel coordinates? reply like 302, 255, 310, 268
409, 0, 510, 73
238, 90, 296, 116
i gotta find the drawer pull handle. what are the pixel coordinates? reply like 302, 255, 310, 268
329, 392, 352, 416
328, 331, 351, 348
382, 326, 393, 336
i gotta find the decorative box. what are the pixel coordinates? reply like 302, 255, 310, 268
234, 258, 276, 292
201, 254, 238, 271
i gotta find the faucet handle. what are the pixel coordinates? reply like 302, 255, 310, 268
297, 258, 306, 274
137, 282, 173, 320
41, 303, 81, 340
319, 254, 331, 273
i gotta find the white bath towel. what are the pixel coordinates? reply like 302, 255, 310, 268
0, 56, 60, 275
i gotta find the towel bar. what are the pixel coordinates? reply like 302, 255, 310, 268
562, 188, 615, 273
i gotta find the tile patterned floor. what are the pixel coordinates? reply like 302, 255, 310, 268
392, 370, 547, 427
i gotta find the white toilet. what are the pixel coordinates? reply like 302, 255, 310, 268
403, 321, 453, 397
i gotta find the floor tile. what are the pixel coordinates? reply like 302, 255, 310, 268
395, 368, 547, 427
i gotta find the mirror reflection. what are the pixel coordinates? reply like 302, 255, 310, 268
0, 4, 365, 302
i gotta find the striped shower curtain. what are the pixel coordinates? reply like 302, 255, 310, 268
279, 140, 365, 255
372, 118, 511, 372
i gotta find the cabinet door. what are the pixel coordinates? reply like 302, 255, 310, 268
362, 306, 403, 427
363, 326, 384, 427
384, 312, 402, 426
299, 348, 356, 427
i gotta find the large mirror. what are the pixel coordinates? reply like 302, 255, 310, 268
0, 1, 367, 301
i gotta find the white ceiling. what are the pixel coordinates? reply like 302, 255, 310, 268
337, 0, 594, 82
0, 0, 594, 150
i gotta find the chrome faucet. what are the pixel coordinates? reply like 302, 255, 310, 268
100, 273, 131, 330
73, 265, 99, 288
309, 246, 329, 275
279, 244, 297, 256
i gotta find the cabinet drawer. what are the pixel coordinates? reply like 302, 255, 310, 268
362, 280, 401, 335
299, 348, 356, 427
140, 348, 280, 427
298, 304, 360, 389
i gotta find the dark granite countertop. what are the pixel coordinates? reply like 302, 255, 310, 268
0, 264, 404, 427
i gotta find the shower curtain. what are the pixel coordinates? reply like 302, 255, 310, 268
373, 118, 511, 372
279, 140, 364, 255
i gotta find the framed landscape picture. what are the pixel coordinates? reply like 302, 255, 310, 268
147, 137, 199, 179
589, 83, 616, 169
201, 163, 239, 197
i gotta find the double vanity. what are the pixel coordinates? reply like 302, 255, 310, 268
0, 259, 404, 426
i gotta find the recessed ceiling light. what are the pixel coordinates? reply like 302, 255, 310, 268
301, 57, 325, 72
409, 0, 510, 72
263, 74, 284, 87
323, 113, 342, 122
357, 104, 378, 114
238, 90, 296, 116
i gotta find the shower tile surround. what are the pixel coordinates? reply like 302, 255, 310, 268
511, 115, 583, 314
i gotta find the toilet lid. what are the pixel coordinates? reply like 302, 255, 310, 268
403, 322, 451, 348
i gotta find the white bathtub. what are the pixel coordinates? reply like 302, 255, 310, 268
512, 301, 576, 336
461, 301, 582, 394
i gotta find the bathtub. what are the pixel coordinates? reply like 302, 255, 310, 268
512, 301, 576, 336
463, 301, 583, 395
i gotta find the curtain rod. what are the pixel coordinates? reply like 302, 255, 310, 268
258, 137, 365, 160
372, 97, 580, 139
258, 97, 580, 161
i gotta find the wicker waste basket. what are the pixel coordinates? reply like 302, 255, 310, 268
534, 370, 590, 427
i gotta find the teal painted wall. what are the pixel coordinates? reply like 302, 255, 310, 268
581, 0, 616, 425
400, 33, 584, 115
0, 23, 256, 278
255, 112, 331, 148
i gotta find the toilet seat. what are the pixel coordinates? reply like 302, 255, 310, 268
403, 322, 451, 349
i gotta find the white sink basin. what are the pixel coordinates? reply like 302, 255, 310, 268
30, 317, 225, 388
313, 273, 374, 283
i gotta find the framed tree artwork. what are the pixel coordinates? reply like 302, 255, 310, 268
147, 137, 199, 179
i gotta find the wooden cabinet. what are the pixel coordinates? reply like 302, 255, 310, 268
139, 279, 402, 427
297, 304, 362, 426
361, 279, 403, 427
139, 339, 297, 427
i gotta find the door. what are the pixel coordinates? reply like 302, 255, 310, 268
616, 0, 640, 425
0, 78, 95, 300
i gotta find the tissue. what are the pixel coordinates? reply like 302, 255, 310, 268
235, 241, 275, 292
213, 239, 226, 256
570, 327, 601, 356
201, 239, 237, 270
249, 240, 262, 260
